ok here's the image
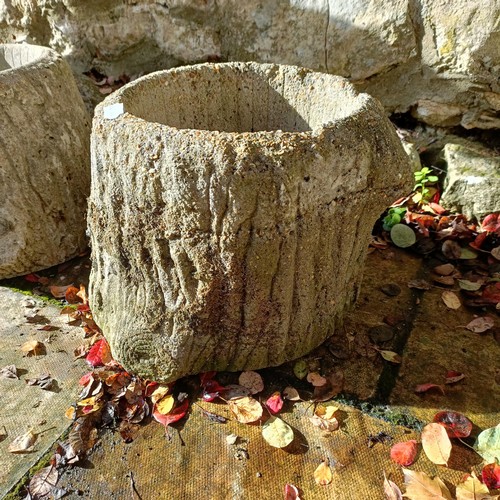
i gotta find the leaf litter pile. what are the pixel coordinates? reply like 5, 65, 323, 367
15, 166, 500, 499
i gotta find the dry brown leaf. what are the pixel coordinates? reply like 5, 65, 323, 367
383, 472, 403, 500
283, 386, 301, 401
403, 469, 452, 500
21, 339, 45, 356
379, 350, 402, 364
456, 473, 495, 500
465, 316, 495, 333
434, 275, 456, 286
442, 291, 461, 310
314, 460, 332, 486
228, 396, 263, 423
28, 465, 59, 498
49, 284, 73, 299
238, 371, 264, 395
307, 372, 327, 387
492, 246, 500, 260
8, 429, 37, 453
421, 423, 452, 466
0, 364, 18, 379
434, 263, 455, 276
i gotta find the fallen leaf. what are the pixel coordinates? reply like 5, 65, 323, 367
408, 279, 432, 290
266, 391, 284, 414
383, 473, 403, 500
402, 469, 452, 500
444, 370, 465, 384
64, 286, 81, 304
228, 396, 263, 424
155, 394, 175, 415
0, 365, 18, 379
197, 406, 227, 423
465, 316, 495, 333
119, 421, 140, 443
456, 472, 492, 500
314, 460, 332, 486
433, 411, 472, 438
492, 246, 500, 260
150, 385, 171, 404
307, 372, 327, 387
390, 440, 418, 466
442, 240, 462, 260
442, 291, 461, 309
49, 284, 73, 299
153, 399, 189, 431
293, 360, 308, 380
421, 422, 452, 466
28, 465, 59, 498
458, 279, 483, 291
220, 384, 251, 400
262, 416, 294, 448
284, 483, 301, 500
283, 386, 301, 401
481, 462, 500, 490
238, 371, 264, 395
86, 338, 112, 367
8, 429, 37, 453
434, 263, 455, 276
379, 350, 402, 364
76, 285, 88, 304
391, 224, 416, 248
309, 404, 339, 432
434, 275, 456, 286
475, 424, 500, 463
21, 340, 45, 356
415, 383, 445, 395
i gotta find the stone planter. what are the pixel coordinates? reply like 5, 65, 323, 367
0, 44, 91, 279
89, 62, 412, 382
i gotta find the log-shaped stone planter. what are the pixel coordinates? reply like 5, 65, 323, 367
89, 62, 412, 382
0, 43, 90, 279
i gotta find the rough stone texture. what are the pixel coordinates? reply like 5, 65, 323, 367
0, 43, 91, 279
0, 0, 499, 129
441, 140, 500, 222
88, 62, 412, 382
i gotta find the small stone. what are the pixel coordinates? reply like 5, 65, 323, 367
380, 284, 401, 297
369, 325, 395, 344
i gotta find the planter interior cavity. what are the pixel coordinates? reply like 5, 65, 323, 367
89, 62, 413, 383
118, 64, 360, 133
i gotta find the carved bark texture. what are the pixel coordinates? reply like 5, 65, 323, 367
0, 43, 91, 278
89, 62, 412, 382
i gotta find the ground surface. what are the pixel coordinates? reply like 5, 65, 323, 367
0, 246, 498, 499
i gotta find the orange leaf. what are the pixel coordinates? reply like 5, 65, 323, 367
49, 284, 73, 299
64, 286, 81, 304
85, 339, 112, 367
390, 440, 418, 466
314, 459, 332, 486
421, 423, 452, 466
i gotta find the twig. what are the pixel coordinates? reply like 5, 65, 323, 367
129, 471, 142, 500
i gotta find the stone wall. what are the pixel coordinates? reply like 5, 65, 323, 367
1, 0, 499, 129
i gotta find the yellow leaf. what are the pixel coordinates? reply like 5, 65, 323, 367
315, 404, 339, 421
228, 396, 263, 423
403, 469, 452, 500
261, 416, 294, 448
456, 473, 493, 500
150, 385, 171, 404
441, 291, 461, 309
421, 423, 452, 466
155, 394, 175, 415
314, 460, 332, 486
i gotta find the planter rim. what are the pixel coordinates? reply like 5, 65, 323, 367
95, 61, 371, 140
0, 43, 54, 75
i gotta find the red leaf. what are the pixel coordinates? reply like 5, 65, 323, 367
482, 283, 500, 304
201, 379, 225, 402
78, 372, 93, 386
153, 399, 189, 429
266, 391, 284, 414
390, 440, 418, 466
428, 202, 446, 215
415, 383, 445, 395
284, 483, 301, 500
433, 411, 472, 438
24, 273, 41, 283
444, 370, 465, 384
470, 232, 488, 250
481, 462, 500, 490
482, 213, 500, 234
85, 339, 112, 367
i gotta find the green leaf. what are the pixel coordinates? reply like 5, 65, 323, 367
390, 224, 416, 248
262, 416, 294, 448
459, 247, 478, 260
427, 175, 439, 183
474, 424, 500, 463
458, 279, 482, 291
293, 360, 308, 380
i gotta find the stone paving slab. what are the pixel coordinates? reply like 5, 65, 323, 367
0, 288, 87, 497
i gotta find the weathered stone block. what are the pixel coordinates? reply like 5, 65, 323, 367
441, 142, 500, 222
88, 62, 412, 382
0, 43, 91, 279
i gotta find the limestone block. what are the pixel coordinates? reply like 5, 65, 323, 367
88, 62, 412, 382
0, 44, 91, 278
441, 142, 500, 222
